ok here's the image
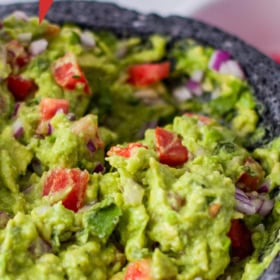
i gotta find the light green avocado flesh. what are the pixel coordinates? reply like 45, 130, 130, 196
0, 13, 279, 280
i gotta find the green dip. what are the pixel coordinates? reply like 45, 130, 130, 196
0, 12, 279, 280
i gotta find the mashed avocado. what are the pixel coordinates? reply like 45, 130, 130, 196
0, 11, 279, 280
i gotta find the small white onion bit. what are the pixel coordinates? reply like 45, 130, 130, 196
219, 60, 245, 80
80, 32, 96, 49
29, 39, 48, 56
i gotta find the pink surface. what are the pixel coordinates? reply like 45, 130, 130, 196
193, 0, 280, 57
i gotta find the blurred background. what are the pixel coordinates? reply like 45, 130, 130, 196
2, 0, 280, 60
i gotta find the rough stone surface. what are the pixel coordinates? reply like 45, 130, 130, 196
1, 2, 280, 278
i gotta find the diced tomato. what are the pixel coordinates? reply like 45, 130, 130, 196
107, 143, 148, 158
5, 40, 30, 69
228, 219, 253, 260
40, 98, 69, 121
155, 127, 188, 167
184, 112, 213, 124
52, 53, 90, 94
236, 157, 264, 191
128, 62, 170, 86
125, 259, 152, 280
7, 75, 37, 101
43, 168, 89, 212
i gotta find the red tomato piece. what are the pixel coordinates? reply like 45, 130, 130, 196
7, 75, 37, 101
128, 62, 170, 86
236, 157, 264, 191
125, 259, 152, 280
155, 127, 188, 167
40, 98, 69, 121
52, 53, 90, 94
43, 168, 89, 212
184, 112, 213, 124
107, 143, 148, 158
228, 219, 253, 260
5, 40, 30, 69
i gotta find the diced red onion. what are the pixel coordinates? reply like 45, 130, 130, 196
258, 199, 274, 216
47, 123, 53, 135
12, 103, 21, 118
235, 188, 256, 214
18, 33, 32, 43
235, 188, 274, 216
29, 39, 48, 56
251, 197, 264, 212
235, 200, 256, 215
235, 187, 249, 200
93, 163, 104, 173
12, 11, 29, 21
87, 140, 96, 153
80, 31, 96, 49
173, 86, 192, 102
191, 70, 204, 83
209, 50, 231, 71
258, 182, 269, 193
12, 119, 24, 139
0, 212, 11, 229
186, 80, 202, 96
67, 113, 76, 121
219, 60, 245, 80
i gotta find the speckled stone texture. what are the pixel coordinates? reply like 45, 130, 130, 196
1, 2, 280, 279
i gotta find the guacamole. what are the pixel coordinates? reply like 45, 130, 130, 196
0, 11, 279, 280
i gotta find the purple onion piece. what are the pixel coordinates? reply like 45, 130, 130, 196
258, 199, 274, 216
235, 199, 256, 215
93, 163, 104, 173
251, 198, 264, 212
12, 103, 21, 118
235, 187, 274, 216
47, 123, 53, 135
186, 80, 202, 96
0, 212, 11, 229
258, 182, 270, 193
12, 119, 24, 139
87, 140, 96, 153
235, 188, 256, 215
235, 187, 249, 199
209, 50, 231, 71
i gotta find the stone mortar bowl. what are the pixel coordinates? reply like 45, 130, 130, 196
1, 1, 280, 279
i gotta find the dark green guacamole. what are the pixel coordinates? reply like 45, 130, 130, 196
0, 11, 280, 280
